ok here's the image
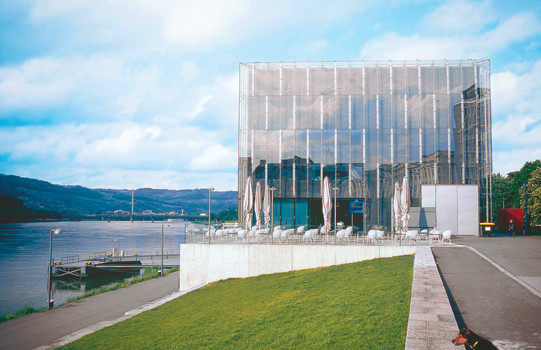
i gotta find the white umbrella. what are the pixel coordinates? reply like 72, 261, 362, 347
400, 176, 410, 233
263, 184, 271, 228
322, 176, 332, 237
243, 176, 253, 231
254, 181, 262, 230
393, 181, 402, 234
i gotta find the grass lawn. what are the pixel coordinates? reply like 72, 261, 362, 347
60, 255, 414, 349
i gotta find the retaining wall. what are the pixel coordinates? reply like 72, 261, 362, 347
179, 244, 416, 291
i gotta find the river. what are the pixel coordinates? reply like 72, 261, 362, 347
0, 220, 186, 316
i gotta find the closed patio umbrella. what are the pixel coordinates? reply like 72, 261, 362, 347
393, 181, 402, 234
322, 176, 332, 239
254, 181, 262, 230
400, 176, 410, 233
263, 185, 271, 228
243, 176, 253, 231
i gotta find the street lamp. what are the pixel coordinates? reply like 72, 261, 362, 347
161, 224, 169, 276
269, 187, 276, 244
47, 228, 62, 310
114, 239, 119, 257
208, 188, 214, 244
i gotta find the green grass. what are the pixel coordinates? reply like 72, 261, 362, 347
60, 255, 414, 349
0, 306, 44, 323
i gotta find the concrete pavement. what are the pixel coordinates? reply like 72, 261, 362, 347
0, 272, 181, 350
433, 236, 541, 349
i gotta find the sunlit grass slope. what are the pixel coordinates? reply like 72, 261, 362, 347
60, 255, 414, 349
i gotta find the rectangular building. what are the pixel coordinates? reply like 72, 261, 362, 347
238, 60, 492, 232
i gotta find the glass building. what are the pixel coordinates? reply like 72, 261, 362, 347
238, 60, 492, 232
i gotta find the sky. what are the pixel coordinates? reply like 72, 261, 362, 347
0, 0, 540, 191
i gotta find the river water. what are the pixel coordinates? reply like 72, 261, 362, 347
0, 220, 186, 316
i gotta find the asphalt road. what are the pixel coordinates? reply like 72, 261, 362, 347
0, 272, 179, 350
433, 236, 541, 349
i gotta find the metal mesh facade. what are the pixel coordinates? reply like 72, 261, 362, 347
239, 60, 492, 231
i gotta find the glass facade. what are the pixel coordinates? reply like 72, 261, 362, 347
239, 60, 492, 232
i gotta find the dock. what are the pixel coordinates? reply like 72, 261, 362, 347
52, 252, 180, 279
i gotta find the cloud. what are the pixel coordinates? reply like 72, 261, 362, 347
360, 12, 540, 59
189, 144, 237, 171
491, 60, 541, 174
425, 0, 497, 33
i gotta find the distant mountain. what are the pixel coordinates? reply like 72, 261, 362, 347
0, 174, 238, 218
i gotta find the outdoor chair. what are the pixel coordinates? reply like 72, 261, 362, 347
256, 228, 269, 242
272, 228, 282, 242
441, 230, 452, 243
405, 230, 418, 245
429, 229, 442, 244
281, 228, 294, 243
335, 229, 346, 243
236, 229, 247, 241
375, 230, 385, 244
367, 229, 377, 244
215, 229, 224, 239
296, 226, 305, 235
303, 229, 317, 243
336, 226, 352, 244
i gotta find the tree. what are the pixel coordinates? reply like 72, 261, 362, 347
522, 167, 541, 226
506, 160, 541, 209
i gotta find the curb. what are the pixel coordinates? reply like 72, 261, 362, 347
405, 246, 458, 350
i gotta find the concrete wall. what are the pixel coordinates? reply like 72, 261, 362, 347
179, 244, 416, 291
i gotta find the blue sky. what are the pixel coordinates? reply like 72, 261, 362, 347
0, 0, 540, 191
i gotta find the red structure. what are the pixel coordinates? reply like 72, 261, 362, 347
498, 208, 524, 231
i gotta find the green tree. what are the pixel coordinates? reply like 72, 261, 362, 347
506, 160, 541, 208
217, 208, 238, 221
521, 167, 541, 226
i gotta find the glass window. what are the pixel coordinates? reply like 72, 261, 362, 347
323, 96, 336, 129
337, 130, 350, 164
336, 96, 349, 130
297, 96, 319, 129
351, 96, 364, 130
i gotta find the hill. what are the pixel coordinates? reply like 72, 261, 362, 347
0, 174, 238, 219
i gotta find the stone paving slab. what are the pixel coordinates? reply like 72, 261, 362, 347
405, 246, 458, 350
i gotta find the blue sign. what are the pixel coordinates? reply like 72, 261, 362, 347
350, 200, 364, 214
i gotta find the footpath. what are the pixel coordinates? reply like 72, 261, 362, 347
433, 236, 541, 349
0, 272, 182, 350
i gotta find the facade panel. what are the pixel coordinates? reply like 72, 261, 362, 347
239, 60, 492, 232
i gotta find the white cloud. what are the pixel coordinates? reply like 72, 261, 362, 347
491, 60, 541, 173
189, 144, 237, 171
360, 13, 540, 60
426, 0, 497, 33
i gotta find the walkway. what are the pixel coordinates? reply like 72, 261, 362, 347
433, 236, 541, 349
0, 273, 182, 350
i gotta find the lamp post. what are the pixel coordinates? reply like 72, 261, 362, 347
114, 239, 119, 256
269, 187, 276, 244
47, 228, 62, 310
332, 186, 339, 234
208, 188, 214, 244
161, 224, 169, 276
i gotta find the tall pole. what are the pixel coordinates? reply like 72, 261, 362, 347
332, 186, 339, 234
47, 228, 61, 310
48, 229, 53, 310
131, 189, 134, 222
208, 188, 214, 244
269, 187, 276, 244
